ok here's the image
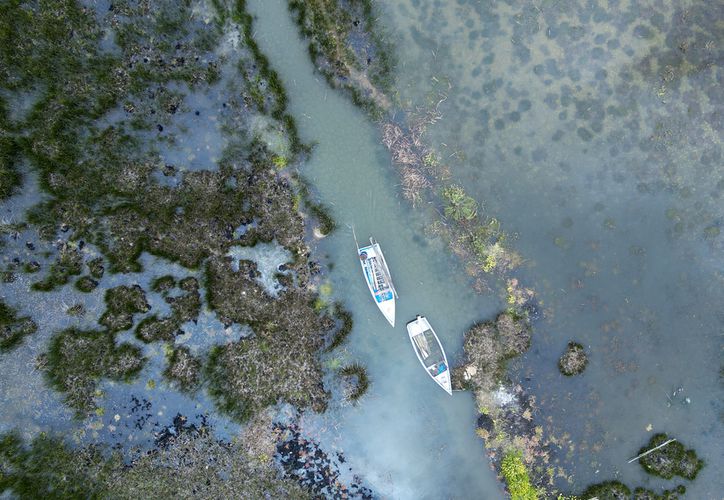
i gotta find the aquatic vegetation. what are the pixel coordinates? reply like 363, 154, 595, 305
558, 342, 588, 376
204, 256, 330, 421
287, 0, 395, 117
205, 323, 329, 421
500, 451, 538, 500
633, 485, 686, 500
0, 431, 116, 497
0, 423, 310, 498
442, 184, 478, 222
0, 300, 37, 352
164, 345, 202, 393
31, 242, 83, 291
74, 275, 98, 293
136, 277, 200, 343
99, 285, 150, 332
151, 275, 177, 293
580, 480, 631, 500
458, 311, 532, 392
308, 202, 337, 236
636, 434, 704, 480
0, 134, 21, 200
339, 362, 370, 402
325, 302, 354, 352
44, 327, 145, 415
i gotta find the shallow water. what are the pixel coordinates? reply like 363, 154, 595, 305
247, 0, 506, 497
377, 0, 723, 496
1, 0, 720, 497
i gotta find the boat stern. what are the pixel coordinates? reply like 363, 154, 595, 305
380, 299, 395, 327
436, 370, 453, 395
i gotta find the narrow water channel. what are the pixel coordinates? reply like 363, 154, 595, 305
247, 0, 505, 496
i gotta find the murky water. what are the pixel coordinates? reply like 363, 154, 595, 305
375, 0, 723, 497
250, 0, 722, 497
1, 0, 720, 497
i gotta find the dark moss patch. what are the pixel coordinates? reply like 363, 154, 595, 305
633, 485, 686, 500
637, 434, 704, 480
100, 285, 150, 332
87, 257, 105, 280
0, 300, 37, 352
23, 261, 40, 273
164, 346, 202, 393
45, 327, 145, 415
74, 275, 99, 293
558, 341, 588, 376
31, 243, 83, 291
0, 134, 22, 200
325, 302, 353, 351
581, 480, 631, 500
136, 278, 200, 343
339, 363, 369, 402
204, 257, 329, 421
0, 427, 310, 498
151, 275, 177, 293
287, 0, 394, 117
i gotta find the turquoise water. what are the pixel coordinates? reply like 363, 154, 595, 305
247, 0, 506, 496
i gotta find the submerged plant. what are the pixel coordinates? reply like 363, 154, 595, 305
339, 363, 369, 402
442, 185, 478, 221
0, 300, 37, 352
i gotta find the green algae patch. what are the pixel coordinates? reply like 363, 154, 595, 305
164, 345, 202, 393
501, 451, 538, 500
339, 362, 370, 403
44, 328, 145, 415
0, 300, 37, 352
100, 284, 150, 332
637, 434, 704, 480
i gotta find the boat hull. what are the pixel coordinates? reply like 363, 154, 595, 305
406, 316, 453, 395
358, 239, 396, 327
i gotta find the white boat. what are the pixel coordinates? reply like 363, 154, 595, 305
357, 236, 397, 327
406, 315, 452, 395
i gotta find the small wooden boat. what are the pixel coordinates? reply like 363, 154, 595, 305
357, 236, 397, 327
406, 315, 452, 395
